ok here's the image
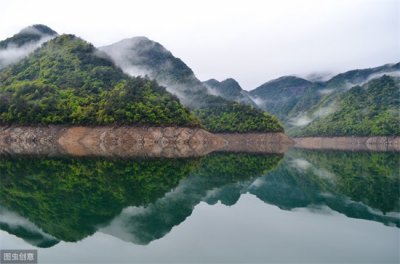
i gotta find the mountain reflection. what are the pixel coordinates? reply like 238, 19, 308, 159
0, 156, 199, 243
249, 149, 400, 227
0, 149, 398, 247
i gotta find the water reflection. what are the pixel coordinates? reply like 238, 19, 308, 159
0, 149, 398, 248
249, 149, 400, 227
0, 156, 199, 243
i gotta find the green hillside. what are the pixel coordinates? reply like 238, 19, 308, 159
195, 102, 283, 133
291, 75, 400, 136
0, 34, 200, 127
101, 37, 283, 133
249, 76, 316, 122
248, 63, 400, 136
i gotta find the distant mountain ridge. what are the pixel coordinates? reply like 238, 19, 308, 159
247, 63, 400, 136
249, 76, 316, 122
203, 78, 257, 107
101, 36, 283, 133
291, 75, 400, 136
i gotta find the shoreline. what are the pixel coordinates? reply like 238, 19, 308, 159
1, 126, 399, 157
0, 125, 224, 158
217, 133, 293, 154
294, 136, 400, 151
0, 125, 292, 157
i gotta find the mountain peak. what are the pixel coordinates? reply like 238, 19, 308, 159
270, 75, 310, 84
0, 24, 58, 49
19, 24, 58, 36
221, 78, 240, 87
0, 24, 58, 69
100, 36, 199, 96
203, 78, 257, 107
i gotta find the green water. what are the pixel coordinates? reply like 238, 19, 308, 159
0, 149, 399, 263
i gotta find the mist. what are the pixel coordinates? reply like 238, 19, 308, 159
1, 0, 398, 90
100, 37, 219, 108
0, 35, 54, 69
290, 101, 337, 127
0, 205, 58, 246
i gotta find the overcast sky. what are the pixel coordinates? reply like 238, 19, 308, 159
1, 0, 399, 90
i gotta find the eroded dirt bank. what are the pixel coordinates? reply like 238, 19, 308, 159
217, 133, 294, 154
0, 126, 296, 157
294, 137, 400, 151
0, 126, 225, 158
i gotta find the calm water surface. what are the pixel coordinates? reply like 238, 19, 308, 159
0, 149, 399, 263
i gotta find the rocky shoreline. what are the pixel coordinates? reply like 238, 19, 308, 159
0, 126, 225, 158
217, 133, 293, 153
1, 126, 398, 157
294, 137, 400, 151
0, 125, 294, 157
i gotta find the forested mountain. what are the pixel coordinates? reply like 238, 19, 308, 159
249, 76, 316, 121
0, 24, 57, 70
100, 37, 206, 107
291, 75, 400, 136
248, 63, 400, 136
0, 34, 200, 126
203, 78, 256, 106
3, 25, 395, 136
0, 26, 283, 133
101, 37, 283, 133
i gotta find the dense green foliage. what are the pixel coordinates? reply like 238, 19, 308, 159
0, 34, 200, 127
248, 63, 400, 136
195, 102, 284, 133
292, 75, 400, 136
101, 37, 284, 133
0, 156, 198, 242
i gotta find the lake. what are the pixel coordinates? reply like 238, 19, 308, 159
0, 148, 399, 263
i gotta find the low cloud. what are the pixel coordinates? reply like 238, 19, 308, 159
290, 158, 337, 184
318, 88, 335, 95
340, 69, 400, 90
0, 205, 56, 241
100, 38, 220, 108
290, 158, 312, 171
304, 72, 335, 82
290, 101, 337, 127
249, 96, 266, 107
0, 35, 54, 69
203, 83, 222, 97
